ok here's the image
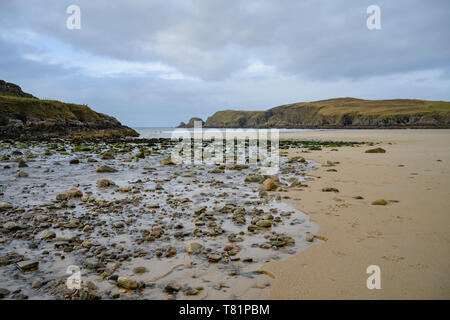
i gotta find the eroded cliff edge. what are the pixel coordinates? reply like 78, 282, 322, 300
0, 80, 139, 139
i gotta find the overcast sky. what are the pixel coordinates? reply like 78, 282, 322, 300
1, 0, 449, 127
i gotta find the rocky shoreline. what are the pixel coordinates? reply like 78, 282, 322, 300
0, 137, 336, 300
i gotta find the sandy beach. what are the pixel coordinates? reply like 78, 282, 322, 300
263, 129, 450, 299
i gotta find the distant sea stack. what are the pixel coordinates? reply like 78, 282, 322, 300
0, 80, 139, 139
177, 117, 205, 128
179, 98, 450, 129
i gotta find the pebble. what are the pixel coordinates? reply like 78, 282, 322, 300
0, 288, 10, 299
133, 266, 148, 275
365, 147, 386, 153
208, 253, 222, 263
371, 199, 388, 206
96, 165, 117, 173
16, 259, 39, 271
322, 187, 339, 193
260, 178, 278, 191
165, 246, 177, 258
97, 179, 115, 188
3, 221, 20, 231
160, 158, 175, 165
85, 258, 102, 269
18, 159, 28, 167
256, 220, 272, 228
305, 232, 314, 242
17, 170, 28, 177
117, 277, 138, 290
0, 202, 13, 210
186, 242, 203, 255
164, 281, 181, 293
41, 230, 56, 240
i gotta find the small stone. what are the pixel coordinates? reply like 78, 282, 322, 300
85, 258, 102, 269
260, 178, 278, 191
17, 170, 28, 177
353, 196, 364, 200
96, 165, 117, 173
66, 188, 83, 198
81, 241, 92, 248
208, 254, 222, 263
41, 230, 56, 240
56, 193, 69, 201
32, 280, 43, 289
3, 221, 20, 231
365, 147, 386, 154
35, 214, 49, 222
165, 246, 177, 258
194, 206, 207, 215
322, 187, 339, 193
186, 242, 203, 255
16, 260, 39, 271
18, 159, 28, 167
0, 257, 10, 266
133, 266, 148, 275
0, 288, 10, 299
183, 287, 199, 296
305, 232, 314, 242
120, 186, 132, 192
270, 240, 286, 247
97, 179, 115, 188
244, 174, 265, 183
117, 277, 138, 290
371, 199, 388, 206
287, 156, 306, 163
69, 159, 80, 165
100, 152, 115, 160
164, 281, 181, 293
256, 220, 272, 228
113, 221, 125, 228
0, 202, 13, 210
160, 158, 175, 165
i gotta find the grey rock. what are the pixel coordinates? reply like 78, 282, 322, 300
85, 258, 102, 269
16, 259, 39, 271
0, 288, 10, 299
41, 230, 56, 240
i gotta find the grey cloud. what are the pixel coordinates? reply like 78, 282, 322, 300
2, 0, 449, 80
1, 0, 450, 127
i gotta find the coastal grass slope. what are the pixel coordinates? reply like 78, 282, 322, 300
181, 98, 450, 129
0, 80, 138, 139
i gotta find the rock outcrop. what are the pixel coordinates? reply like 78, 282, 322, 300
180, 98, 450, 129
0, 80, 36, 99
0, 80, 139, 139
177, 117, 205, 128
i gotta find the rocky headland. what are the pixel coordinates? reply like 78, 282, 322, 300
178, 97, 450, 129
0, 80, 138, 139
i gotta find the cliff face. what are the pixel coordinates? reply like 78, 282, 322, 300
0, 80, 139, 139
191, 98, 450, 129
0, 80, 37, 99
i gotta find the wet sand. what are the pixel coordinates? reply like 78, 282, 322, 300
263, 129, 450, 299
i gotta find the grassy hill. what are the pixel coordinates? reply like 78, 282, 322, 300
199, 98, 450, 128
